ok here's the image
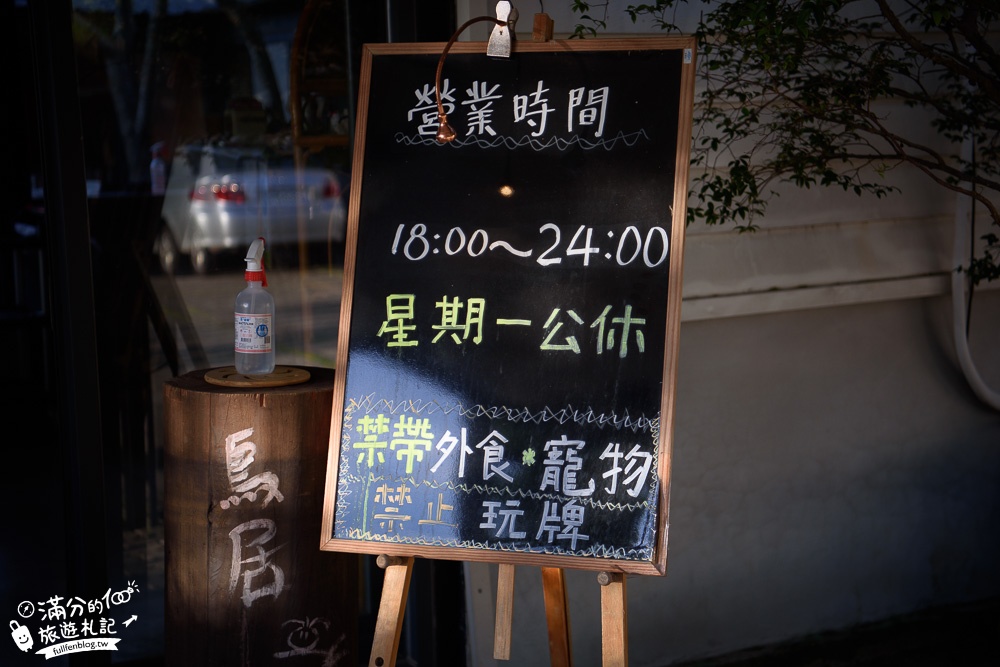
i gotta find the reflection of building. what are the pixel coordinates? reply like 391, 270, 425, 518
5, 1, 462, 665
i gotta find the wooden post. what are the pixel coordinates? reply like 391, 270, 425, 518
541, 567, 573, 667
164, 367, 358, 667
598, 572, 628, 667
370, 555, 414, 667
494, 563, 516, 659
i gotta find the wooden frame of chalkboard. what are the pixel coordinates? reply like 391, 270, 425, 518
321, 37, 695, 576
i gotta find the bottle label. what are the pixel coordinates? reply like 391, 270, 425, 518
235, 313, 272, 353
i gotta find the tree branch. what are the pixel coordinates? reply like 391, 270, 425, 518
875, 0, 1000, 105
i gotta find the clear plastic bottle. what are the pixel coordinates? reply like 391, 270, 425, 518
234, 237, 275, 375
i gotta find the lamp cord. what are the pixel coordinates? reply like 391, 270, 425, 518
435, 15, 508, 142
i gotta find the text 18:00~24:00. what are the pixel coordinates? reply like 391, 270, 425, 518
390, 223, 670, 268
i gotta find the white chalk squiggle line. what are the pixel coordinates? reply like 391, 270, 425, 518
337, 527, 654, 560
394, 129, 651, 152
336, 473, 654, 512
345, 394, 658, 433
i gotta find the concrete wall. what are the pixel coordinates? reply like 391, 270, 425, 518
456, 3, 1000, 665
466, 288, 1000, 666
455, 2, 1000, 664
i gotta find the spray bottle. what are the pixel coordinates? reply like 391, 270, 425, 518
234, 237, 275, 375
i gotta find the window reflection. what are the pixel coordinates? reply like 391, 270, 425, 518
40, 0, 461, 662
67, 1, 353, 662
71, 0, 351, 371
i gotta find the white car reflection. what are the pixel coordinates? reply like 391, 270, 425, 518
157, 143, 347, 274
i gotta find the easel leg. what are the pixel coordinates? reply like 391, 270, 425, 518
541, 567, 573, 667
494, 563, 516, 660
370, 555, 414, 667
599, 572, 628, 667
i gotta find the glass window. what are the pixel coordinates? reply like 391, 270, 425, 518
7, 1, 462, 663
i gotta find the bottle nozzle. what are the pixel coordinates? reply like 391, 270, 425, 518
245, 237, 267, 286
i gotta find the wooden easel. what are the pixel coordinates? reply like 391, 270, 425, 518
369, 556, 628, 667
369, 555, 414, 667
325, 16, 693, 667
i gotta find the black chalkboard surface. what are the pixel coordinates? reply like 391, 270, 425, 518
321, 38, 695, 575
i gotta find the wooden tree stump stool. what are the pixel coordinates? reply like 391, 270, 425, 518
164, 366, 357, 666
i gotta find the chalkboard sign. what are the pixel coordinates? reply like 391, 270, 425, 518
321, 38, 695, 575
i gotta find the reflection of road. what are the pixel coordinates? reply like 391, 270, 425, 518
152, 266, 344, 372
